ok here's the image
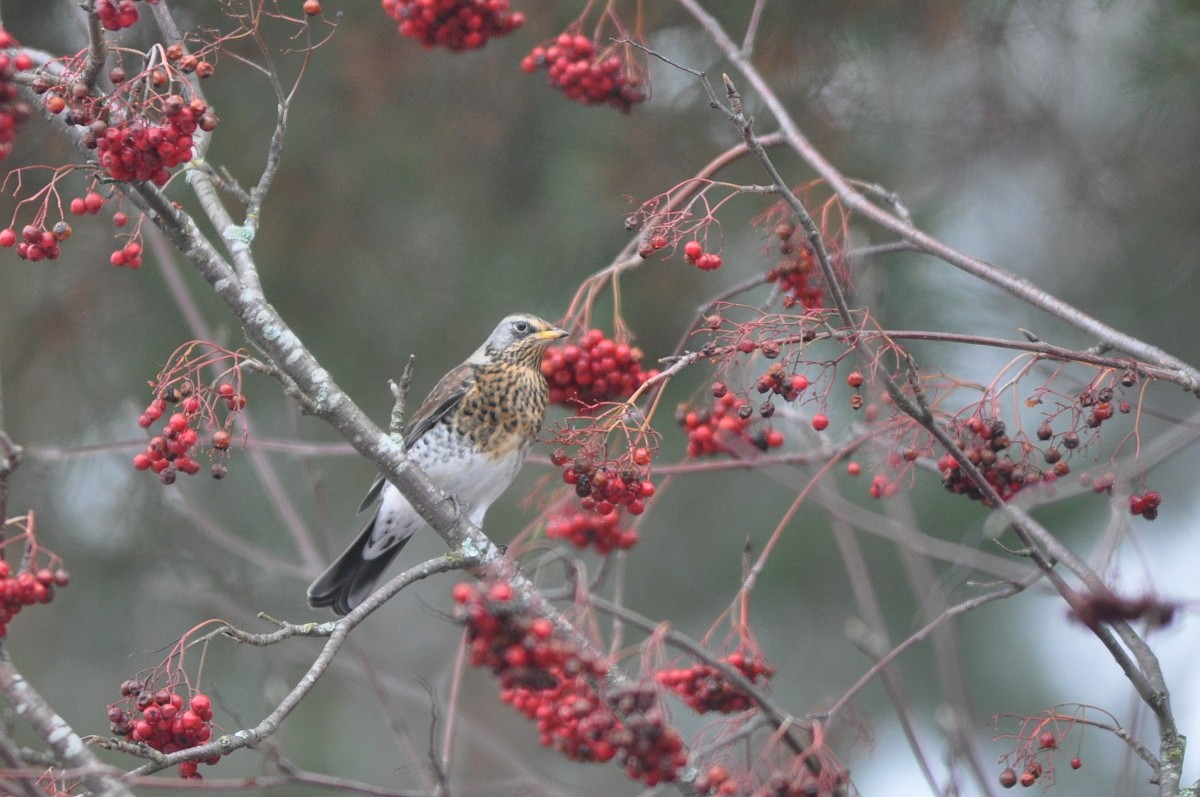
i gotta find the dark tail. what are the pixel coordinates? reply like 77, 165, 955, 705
307, 515, 411, 616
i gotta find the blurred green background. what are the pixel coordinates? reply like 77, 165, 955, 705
0, 1, 1198, 795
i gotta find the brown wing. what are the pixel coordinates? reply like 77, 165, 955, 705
357, 361, 477, 513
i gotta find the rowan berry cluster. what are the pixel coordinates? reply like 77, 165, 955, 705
749, 765, 848, 797
938, 418, 1051, 506
381, 0, 525, 51
683, 240, 722, 271
0, 560, 69, 638
551, 449, 655, 516
108, 681, 218, 779
95, 0, 145, 31
133, 381, 242, 483
678, 392, 784, 457
607, 685, 688, 786
655, 651, 773, 714
541, 329, 656, 409
998, 759, 1046, 789
97, 95, 215, 185
454, 582, 685, 784
755, 363, 808, 402
454, 581, 609, 686
766, 223, 824, 310
1129, 490, 1161, 520
0, 223, 70, 261
0, 29, 32, 161
693, 765, 737, 796
503, 675, 621, 763
521, 34, 646, 113
547, 508, 639, 553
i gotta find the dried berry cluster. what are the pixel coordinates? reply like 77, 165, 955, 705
766, 222, 824, 311
547, 508, 639, 553
1129, 489, 1161, 520
453, 581, 685, 785
0, 560, 68, 638
133, 381, 242, 483
754, 363, 808, 402
552, 449, 655, 516
678, 391, 783, 457
541, 329, 656, 409
683, 240, 722, 271
0, 29, 32, 161
108, 681, 218, 779
998, 759, 1047, 789
938, 418, 1053, 506
655, 651, 773, 714
381, 0, 524, 51
522, 34, 646, 112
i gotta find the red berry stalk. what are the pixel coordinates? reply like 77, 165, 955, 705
108, 681, 219, 778
0, 28, 32, 161
655, 651, 774, 714
542, 329, 657, 410
381, 0, 525, 51
522, 33, 647, 113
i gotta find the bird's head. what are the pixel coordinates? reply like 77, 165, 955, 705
469, 313, 568, 367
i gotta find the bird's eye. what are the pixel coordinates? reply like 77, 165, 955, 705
513, 320, 531, 334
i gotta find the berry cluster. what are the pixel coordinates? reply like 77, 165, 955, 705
97, 95, 215, 185
503, 675, 621, 763
453, 581, 609, 688
132, 382, 242, 483
454, 582, 685, 785
0, 223, 70, 261
694, 765, 737, 796
521, 34, 646, 113
868, 472, 899, 499
655, 651, 773, 714
754, 363, 808, 402
765, 223, 824, 310
749, 764, 850, 797
70, 190, 143, 266
0, 29, 31, 161
381, 0, 525, 51
678, 393, 784, 457
1129, 490, 1161, 520
541, 329, 656, 409
683, 240, 722, 271
547, 508, 639, 553
938, 418, 1052, 506
108, 681, 218, 779
95, 0, 145, 31
998, 759, 1045, 789
552, 450, 655, 516
0, 560, 69, 638
607, 685, 688, 786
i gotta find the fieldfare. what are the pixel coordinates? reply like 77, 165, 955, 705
307, 313, 568, 615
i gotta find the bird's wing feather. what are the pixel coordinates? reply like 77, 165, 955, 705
357, 361, 477, 514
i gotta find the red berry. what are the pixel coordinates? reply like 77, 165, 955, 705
847, 461, 861, 476
999, 768, 1017, 788
847, 371, 864, 388
303, 0, 321, 13
1070, 756, 1082, 769
0, 228, 14, 247
683, 241, 703, 261
113, 211, 129, 227
811, 413, 829, 431
1038, 731, 1056, 749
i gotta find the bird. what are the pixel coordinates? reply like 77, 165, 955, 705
307, 313, 568, 615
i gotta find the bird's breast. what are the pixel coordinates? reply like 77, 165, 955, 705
453, 365, 548, 459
